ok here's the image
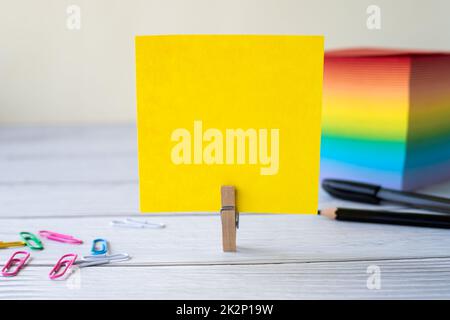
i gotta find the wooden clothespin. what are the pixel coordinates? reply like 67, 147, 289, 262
220, 185, 239, 252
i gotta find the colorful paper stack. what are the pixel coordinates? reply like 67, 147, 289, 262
321, 48, 450, 190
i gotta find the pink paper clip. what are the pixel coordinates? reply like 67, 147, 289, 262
1, 251, 30, 277
49, 253, 78, 280
39, 230, 83, 244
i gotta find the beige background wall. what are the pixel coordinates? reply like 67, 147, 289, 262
1, 0, 449, 124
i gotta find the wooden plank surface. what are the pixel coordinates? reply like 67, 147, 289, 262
1, 125, 450, 299
2, 258, 450, 299
2, 214, 450, 265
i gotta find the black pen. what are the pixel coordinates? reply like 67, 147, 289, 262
319, 207, 450, 229
322, 179, 450, 214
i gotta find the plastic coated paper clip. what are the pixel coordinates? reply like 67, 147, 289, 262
75, 253, 130, 268
91, 238, 108, 255
0, 241, 26, 249
1, 251, 30, 277
111, 218, 165, 229
49, 253, 78, 280
39, 230, 83, 244
20, 232, 44, 250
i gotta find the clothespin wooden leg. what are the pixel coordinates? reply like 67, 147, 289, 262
220, 185, 238, 252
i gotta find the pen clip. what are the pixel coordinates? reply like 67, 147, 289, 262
322, 179, 381, 204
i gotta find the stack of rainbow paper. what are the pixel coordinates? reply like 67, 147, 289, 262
321, 48, 450, 190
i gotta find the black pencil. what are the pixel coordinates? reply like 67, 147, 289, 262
319, 207, 450, 229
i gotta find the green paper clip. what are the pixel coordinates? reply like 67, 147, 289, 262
20, 232, 44, 250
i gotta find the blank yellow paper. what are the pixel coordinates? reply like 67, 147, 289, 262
136, 35, 324, 214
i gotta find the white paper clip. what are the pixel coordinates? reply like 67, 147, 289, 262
111, 218, 166, 229
75, 253, 130, 268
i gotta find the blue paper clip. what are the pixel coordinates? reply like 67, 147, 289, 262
91, 238, 108, 255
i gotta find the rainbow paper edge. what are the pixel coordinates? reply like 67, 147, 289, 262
320, 48, 450, 190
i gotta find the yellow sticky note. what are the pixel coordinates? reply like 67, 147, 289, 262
136, 35, 324, 214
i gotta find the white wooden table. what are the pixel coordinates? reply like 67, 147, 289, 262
1, 125, 450, 299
